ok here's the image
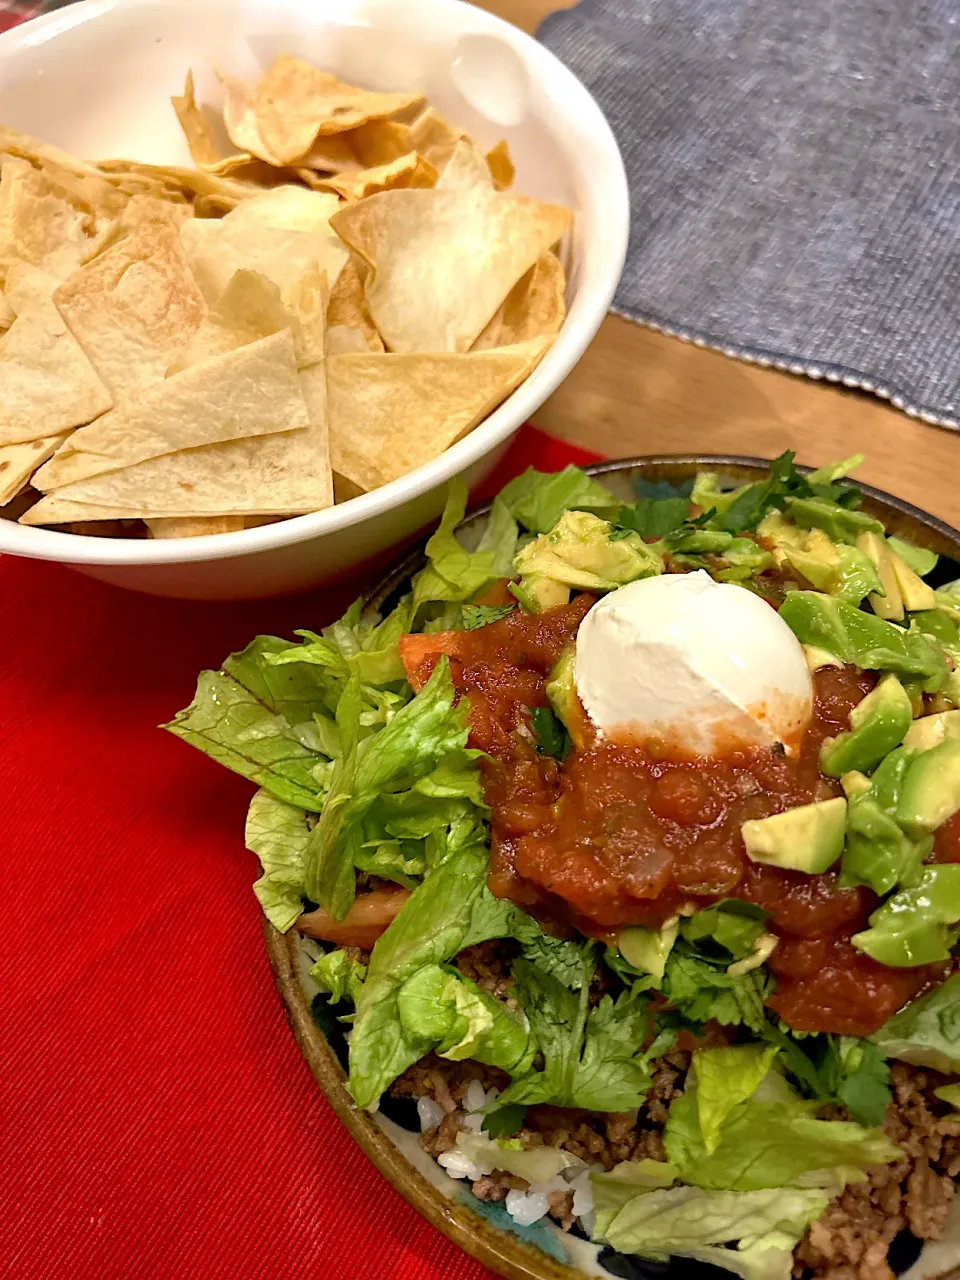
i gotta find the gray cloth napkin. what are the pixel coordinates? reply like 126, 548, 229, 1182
538, 0, 960, 428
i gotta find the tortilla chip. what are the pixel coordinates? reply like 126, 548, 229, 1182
346, 119, 415, 168
0, 160, 96, 283
146, 515, 246, 537
0, 297, 113, 446
319, 152, 437, 202
219, 69, 285, 165
472, 252, 566, 351
330, 187, 572, 353
326, 259, 383, 354
484, 141, 515, 191
293, 134, 358, 172
171, 71, 223, 168
327, 338, 548, 491
254, 55, 424, 165
53, 220, 206, 402
0, 430, 70, 505
407, 108, 465, 170
24, 362, 331, 520
168, 266, 325, 372
0, 292, 13, 331
222, 184, 341, 233
35, 330, 308, 490
4, 263, 62, 314
180, 212, 346, 317
435, 138, 495, 193
94, 157, 262, 206
120, 194, 194, 232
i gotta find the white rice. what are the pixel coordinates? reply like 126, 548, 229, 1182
417, 1096, 445, 1133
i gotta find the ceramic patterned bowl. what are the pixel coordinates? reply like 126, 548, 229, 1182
264, 457, 960, 1280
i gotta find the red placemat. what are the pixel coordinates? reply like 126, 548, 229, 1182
0, 425, 602, 1280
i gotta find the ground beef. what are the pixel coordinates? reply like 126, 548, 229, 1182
390, 1052, 509, 1110
795, 1063, 960, 1280
456, 940, 521, 1001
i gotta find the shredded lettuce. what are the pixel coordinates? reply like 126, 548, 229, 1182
695, 1046, 779, 1154
244, 788, 311, 931
310, 948, 366, 1006
871, 973, 960, 1073
887, 536, 938, 578
498, 464, 620, 534
448, 1130, 584, 1182
410, 480, 518, 612
396, 963, 534, 1072
664, 1046, 900, 1193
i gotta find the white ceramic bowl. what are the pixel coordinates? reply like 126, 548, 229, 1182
0, 0, 628, 599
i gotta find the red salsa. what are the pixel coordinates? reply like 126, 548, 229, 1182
400, 596, 935, 1036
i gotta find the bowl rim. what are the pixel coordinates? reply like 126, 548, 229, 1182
262, 454, 960, 1280
0, 0, 629, 568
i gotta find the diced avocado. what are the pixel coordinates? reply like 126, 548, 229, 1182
618, 917, 679, 983
512, 574, 571, 613
819, 674, 913, 777
841, 770, 872, 798
513, 510, 663, 595
897, 737, 960, 833
545, 647, 585, 745
741, 796, 847, 873
903, 710, 960, 752
888, 549, 937, 612
804, 644, 844, 673
785, 496, 883, 543
856, 531, 904, 621
758, 514, 879, 602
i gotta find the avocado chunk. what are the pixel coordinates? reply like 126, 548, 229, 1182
785, 496, 883, 543
758, 514, 880, 603
887, 536, 938, 579
513, 574, 571, 613
741, 796, 847, 873
513, 510, 663, 601
618, 917, 679, 983
856, 531, 904, 621
903, 710, 960, 752
819, 674, 913, 777
545, 647, 585, 745
889, 549, 937, 612
897, 737, 960, 833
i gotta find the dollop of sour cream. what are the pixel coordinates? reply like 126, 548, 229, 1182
573, 571, 814, 756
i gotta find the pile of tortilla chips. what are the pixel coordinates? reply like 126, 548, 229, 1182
0, 56, 571, 538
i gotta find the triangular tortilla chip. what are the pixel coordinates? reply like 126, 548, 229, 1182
222, 184, 341, 234
0, 292, 13, 331
327, 338, 548, 491
407, 109, 466, 170
330, 186, 571, 353
435, 138, 495, 193
146, 516, 247, 537
4, 263, 62, 314
94, 157, 264, 206
218, 69, 358, 172
346, 119, 415, 168
326, 258, 383, 355
180, 214, 346, 314
319, 152, 437, 202
0, 296, 113, 446
484, 141, 515, 191
472, 252, 566, 351
22, 364, 332, 520
0, 160, 96, 283
171, 71, 223, 168
53, 220, 206, 401
167, 266, 326, 372
34, 330, 308, 490
0, 430, 70, 505
254, 55, 424, 165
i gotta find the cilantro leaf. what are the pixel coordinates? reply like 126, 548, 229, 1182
482, 1104, 527, 1139
462, 603, 517, 630
617, 496, 690, 539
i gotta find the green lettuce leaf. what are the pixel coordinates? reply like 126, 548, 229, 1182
592, 1171, 829, 1280
244, 788, 311, 931
498, 464, 620, 533
888, 536, 938, 578
695, 1045, 779, 1154
310, 948, 366, 1005
396, 963, 534, 1072
305, 658, 471, 918
784, 496, 881, 543
449, 1131, 584, 1182
664, 1047, 900, 1192
411, 481, 518, 612
163, 636, 335, 811
778, 592, 947, 686
347, 833, 493, 1109
852, 865, 960, 966
871, 973, 960, 1072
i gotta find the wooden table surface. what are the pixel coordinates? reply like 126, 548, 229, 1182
484, 0, 960, 530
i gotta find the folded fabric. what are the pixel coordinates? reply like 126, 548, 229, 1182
539, 0, 960, 428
